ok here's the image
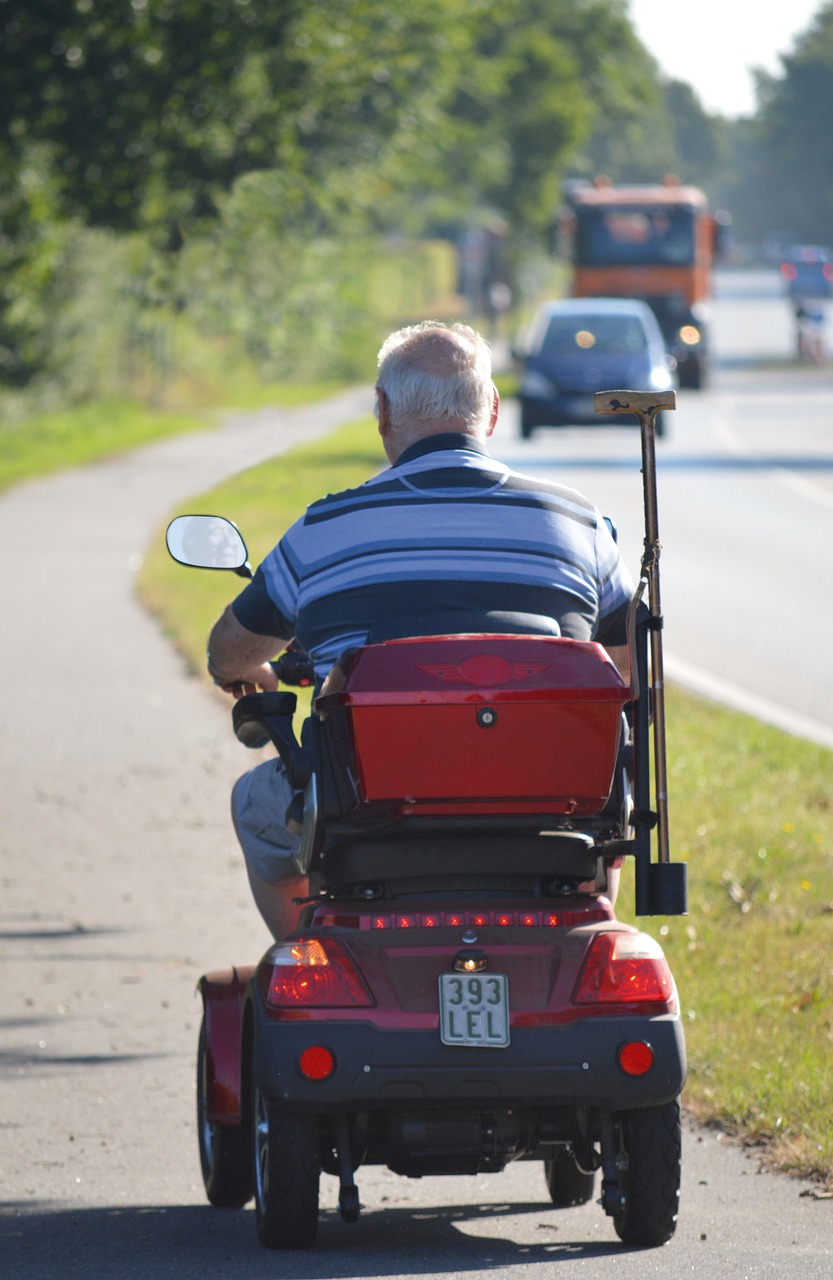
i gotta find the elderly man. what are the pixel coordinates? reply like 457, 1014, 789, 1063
206, 320, 632, 938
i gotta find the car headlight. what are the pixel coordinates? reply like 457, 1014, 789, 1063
650, 365, 674, 390
678, 324, 701, 346
521, 370, 557, 396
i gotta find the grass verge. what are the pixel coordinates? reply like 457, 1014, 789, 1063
0, 382, 347, 494
138, 410, 833, 1192
620, 693, 833, 1188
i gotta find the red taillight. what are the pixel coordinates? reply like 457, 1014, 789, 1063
264, 939, 373, 1009
781, 262, 798, 281
299, 1045, 336, 1080
618, 1040, 655, 1076
824, 264, 833, 282
572, 931, 675, 1013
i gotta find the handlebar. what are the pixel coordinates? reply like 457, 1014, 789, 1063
270, 646, 314, 687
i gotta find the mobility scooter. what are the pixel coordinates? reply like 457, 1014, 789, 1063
167, 389, 687, 1250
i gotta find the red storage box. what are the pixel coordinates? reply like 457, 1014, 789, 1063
315, 636, 629, 817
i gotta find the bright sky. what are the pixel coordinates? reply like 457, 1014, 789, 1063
628, 1, 824, 116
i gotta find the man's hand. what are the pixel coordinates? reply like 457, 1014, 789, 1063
206, 605, 286, 699
208, 660, 279, 700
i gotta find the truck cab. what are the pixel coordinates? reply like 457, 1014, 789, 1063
558, 175, 726, 389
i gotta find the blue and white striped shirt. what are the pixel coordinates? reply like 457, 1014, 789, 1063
232, 433, 633, 679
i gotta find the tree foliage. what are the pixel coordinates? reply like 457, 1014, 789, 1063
0, 0, 739, 394
751, 3, 833, 242
0, 0, 672, 239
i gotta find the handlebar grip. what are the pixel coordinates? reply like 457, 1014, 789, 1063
271, 648, 315, 687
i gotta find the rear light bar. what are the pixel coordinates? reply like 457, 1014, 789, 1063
311, 906, 613, 931
263, 938, 374, 1009
572, 930, 676, 1015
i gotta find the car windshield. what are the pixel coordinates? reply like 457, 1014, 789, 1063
541, 314, 648, 355
575, 206, 696, 266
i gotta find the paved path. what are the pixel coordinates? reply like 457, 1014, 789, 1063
1, 387, 830, 1277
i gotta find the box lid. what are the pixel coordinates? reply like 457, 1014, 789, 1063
316, 635, 628, 709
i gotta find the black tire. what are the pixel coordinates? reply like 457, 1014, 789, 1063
253, 1083, 320, 1249
679, 356, 706, 390
544, 1148, 597, 1207
612, 1099, 681, 1247
520, 405, 537, 439
196, 1019, 253, 1208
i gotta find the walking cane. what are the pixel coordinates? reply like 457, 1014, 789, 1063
595, 389, 687, 915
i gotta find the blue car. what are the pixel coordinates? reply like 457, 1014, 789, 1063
515, 298, 677, 439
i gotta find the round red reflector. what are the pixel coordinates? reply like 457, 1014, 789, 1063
299, 1045, 335, 1080
618, 1040, 654, 1077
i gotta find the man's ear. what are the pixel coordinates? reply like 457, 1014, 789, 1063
486, 385, 500, 436
376, 386, 391, 438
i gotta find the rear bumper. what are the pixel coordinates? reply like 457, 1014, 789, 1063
250, 1000, 686, 1114
517, 393, 633, 428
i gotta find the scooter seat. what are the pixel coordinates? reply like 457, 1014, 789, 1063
319, 829, 599, 885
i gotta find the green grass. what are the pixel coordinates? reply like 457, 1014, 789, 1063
137, 410, 833, 1191
0, 382, 348, 494
619, 694, 833, 1187
0, 399, 206, 493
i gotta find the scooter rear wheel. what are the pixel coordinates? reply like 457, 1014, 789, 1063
252, 1083, 321, 1249
612, 1098, 681, 1247
196, 1018, 253, 1208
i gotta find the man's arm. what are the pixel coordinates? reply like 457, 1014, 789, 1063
206, 604, 284, 697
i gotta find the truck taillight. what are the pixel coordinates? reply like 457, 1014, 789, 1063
572, 931, 676, 1014
264, 939, 374, 1008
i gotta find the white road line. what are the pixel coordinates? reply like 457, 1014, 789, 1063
713, 408, 833, 510
665, 652, 833, 750
775, 468, 833, 510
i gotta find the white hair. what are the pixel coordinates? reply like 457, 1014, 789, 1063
376, 321, 494, 437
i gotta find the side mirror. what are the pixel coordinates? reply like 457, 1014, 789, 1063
166, 514, 251, 575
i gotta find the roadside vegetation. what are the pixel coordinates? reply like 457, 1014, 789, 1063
7, 2, 833, 436
137, 412, 833, 1193
0, 381, 350, 495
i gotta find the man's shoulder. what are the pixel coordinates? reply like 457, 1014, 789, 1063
498, 462, 597, 509
297, 468, 398, 524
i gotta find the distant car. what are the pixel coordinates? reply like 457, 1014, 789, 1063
514, 298, 676, 439
780, 245, 833, 299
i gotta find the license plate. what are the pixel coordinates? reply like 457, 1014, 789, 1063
438, 973, 510, 1048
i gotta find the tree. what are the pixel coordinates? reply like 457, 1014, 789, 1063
752, 3, 833, 242
0, 0, 476, 233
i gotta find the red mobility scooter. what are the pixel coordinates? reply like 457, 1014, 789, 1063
167, 389, 687, 1250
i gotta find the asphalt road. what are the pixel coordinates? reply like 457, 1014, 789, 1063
494, 268, 833, 747
1, 303, 832, 1277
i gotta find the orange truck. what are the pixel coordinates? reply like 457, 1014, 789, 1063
558, 176, 726, 388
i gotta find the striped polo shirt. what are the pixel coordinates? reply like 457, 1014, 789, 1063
232, 433, 633, 679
